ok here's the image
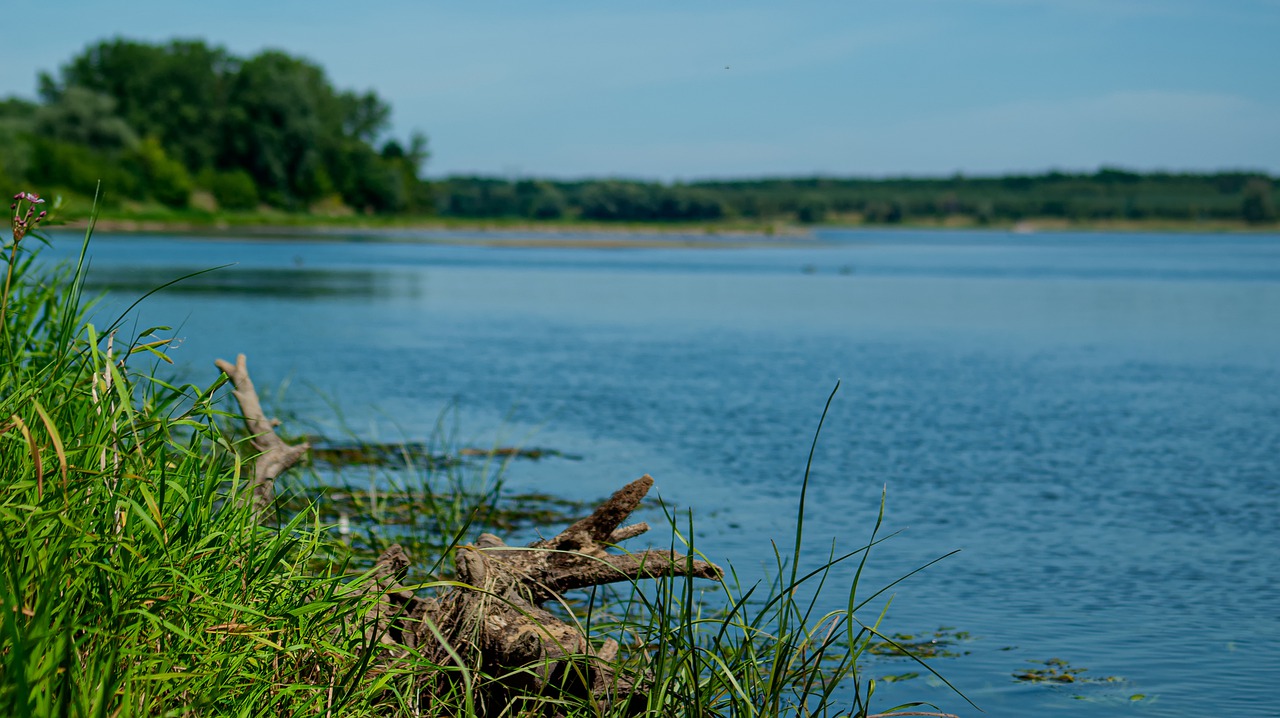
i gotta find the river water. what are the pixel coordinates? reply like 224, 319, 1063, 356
46, 227, 1280, 717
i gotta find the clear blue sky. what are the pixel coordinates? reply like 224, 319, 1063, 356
5, 0, 1278, 179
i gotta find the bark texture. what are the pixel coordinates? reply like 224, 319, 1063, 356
362, 475, 722, 713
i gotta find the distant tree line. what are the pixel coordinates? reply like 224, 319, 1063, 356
0, 38, 1275, 225
0, 38, 430, 213
434, 169, 1277, 225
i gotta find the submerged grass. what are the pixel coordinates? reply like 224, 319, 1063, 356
0, 195, 968, 716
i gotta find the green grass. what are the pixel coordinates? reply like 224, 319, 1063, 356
1, 201, 399, 716
0, 196, 967, 716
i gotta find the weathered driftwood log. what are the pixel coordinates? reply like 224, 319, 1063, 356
364, 475, 723, 712
216, 354, 723, 714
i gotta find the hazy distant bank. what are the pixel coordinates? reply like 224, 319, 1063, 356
59, 212, 1278, 243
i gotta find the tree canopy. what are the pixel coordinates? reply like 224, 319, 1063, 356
432, 170, 1278, 226
13, 37, 429, 212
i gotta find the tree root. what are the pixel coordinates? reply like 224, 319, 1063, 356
216, 353, 723, 714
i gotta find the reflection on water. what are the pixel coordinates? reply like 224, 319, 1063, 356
41, 228, 1280, 718
84, 266, 422, 299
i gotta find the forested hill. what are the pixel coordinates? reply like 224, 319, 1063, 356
0, 38, 1276, 227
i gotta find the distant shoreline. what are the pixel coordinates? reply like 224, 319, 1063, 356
59, 217, 814, 250
56, 214, 1279, 242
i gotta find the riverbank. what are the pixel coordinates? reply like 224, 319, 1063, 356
52, 204, 1279, 239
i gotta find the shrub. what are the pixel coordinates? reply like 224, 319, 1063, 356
797, 196, 829, 224
210, 169, 260, 211
125, 136, 192, 208
1242, 178, 1277, 224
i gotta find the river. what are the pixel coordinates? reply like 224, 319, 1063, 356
46, 227, 1280, 717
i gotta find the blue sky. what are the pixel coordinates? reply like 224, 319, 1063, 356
5, 1, 1278, 179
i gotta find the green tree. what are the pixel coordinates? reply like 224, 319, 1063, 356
208, 169, 259, 211
221, 51, 330, 207
222, 50, 413, 211
1241, 178, 1277, 224
579, 181, 657, 220
33, 86, 137, 151
0, 98, 37, 186
796, 196, 828, 224
46, 39, 232, 171
27, 136, 139, 202
380, 132, 433, 213
41, 39, 429, 212
124, 137, 192, 208
863, 199, 903, 224
333, 141, 403, 212
518, 181, 567, 219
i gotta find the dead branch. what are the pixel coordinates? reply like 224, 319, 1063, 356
215, 353, 309, 513
344, 477, 722, 714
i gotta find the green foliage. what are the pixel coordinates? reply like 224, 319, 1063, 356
576, 181, 726, 221
33, 86, 137, 151
0, 215, 437, 716
796, 195, 829, 224
429, 169, 1280, 226
330, 140, 403, 213
440, 177, 521, 218
687, 170, 1278, 225
215, 49, 414, 212
380, 133, 433, 214
43, 39, 232, 171
862, 198, 903, 224
0, 100, 37, 185
206, 168, 260, 211
1241, 178, 1277, 224
20, 38, 429, 214
123, 137, 192, 208
521, 180, 567, 219
222, 51, 333, 207
26, 137, 138, 203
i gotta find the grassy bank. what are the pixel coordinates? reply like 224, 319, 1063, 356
1, 195, 965, 716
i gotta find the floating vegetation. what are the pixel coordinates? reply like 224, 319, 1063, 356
867, 626, 973, 659
1013, 658, 1151, 705
277, 486, 587, 532
307, 438, 582, 469
852, 627, 974, 686
1014, 657, 1123, 685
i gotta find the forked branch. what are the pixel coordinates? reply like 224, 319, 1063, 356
215, 353, 309, 513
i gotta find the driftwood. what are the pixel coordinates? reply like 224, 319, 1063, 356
216, 354, 723, 713
215, 354, 309, 514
